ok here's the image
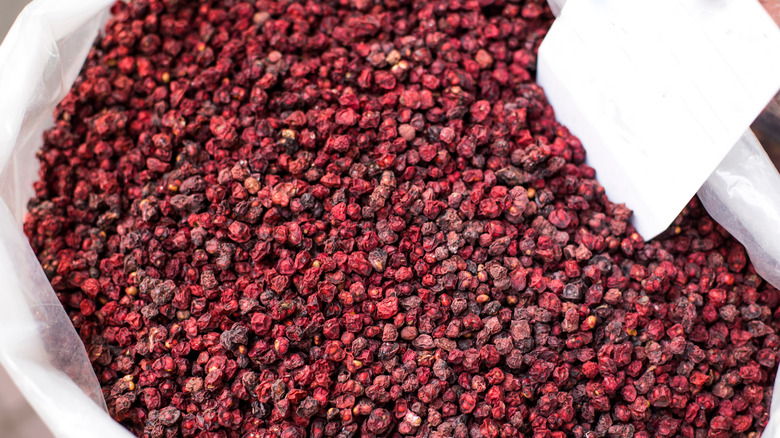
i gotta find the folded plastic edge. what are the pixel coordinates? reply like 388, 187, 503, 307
0, 0, 134, 437
698, 130, 780, 437
698, 130, 780, 290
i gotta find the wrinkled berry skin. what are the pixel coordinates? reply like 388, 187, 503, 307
25, 0, 780, 437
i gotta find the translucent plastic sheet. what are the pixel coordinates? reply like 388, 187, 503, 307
541, 0, 780, 288
538, 0, 780, 240
697, 128, 780, 438
544, 0, 780, 434
0, 0, 133, 437
698, 131, 780, 293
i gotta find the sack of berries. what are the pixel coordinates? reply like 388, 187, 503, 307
1, 1, 779, 437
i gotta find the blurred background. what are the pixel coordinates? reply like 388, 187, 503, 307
0, 0, 777, 437
0, 0, 27, 46
0, 367, 52, 438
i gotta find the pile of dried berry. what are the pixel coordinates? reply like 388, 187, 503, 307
23, 0, 780, 437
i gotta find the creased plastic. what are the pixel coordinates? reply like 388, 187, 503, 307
544, 0, 780, 434
696, 129, 780, 438
698, 130, 780, 290
0, 0, 133, 437
537, 0, 780, 240
541, 0, 780, 290
546, 0, 566, 16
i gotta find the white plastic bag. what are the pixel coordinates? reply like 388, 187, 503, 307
696, 129, 780, 438
538, 2, 780, 290
697, 129, 780, 438
537, 0, 780, 268
1, 1, 779, 437
0, 1, 133, 436
542, 0, 780, 434
698, 130, 780, 300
